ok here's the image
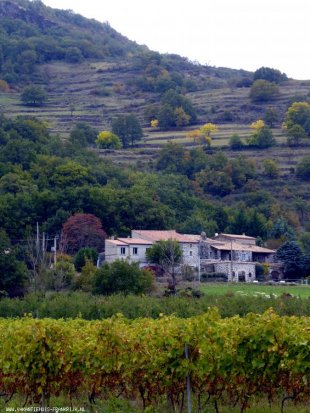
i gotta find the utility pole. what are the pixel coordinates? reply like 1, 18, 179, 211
53, 236, 57, 267
42, 232, 45, 254
230, 239, 233, 281
36, 222, 40, 251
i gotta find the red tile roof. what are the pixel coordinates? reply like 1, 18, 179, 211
132, 230, 199, 243
215, 233, 256, 240
106, 239, 128, 246
210, 241, 275, 253
117, 238, 153, 245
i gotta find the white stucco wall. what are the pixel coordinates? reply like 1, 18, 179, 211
105, 242, 129, 263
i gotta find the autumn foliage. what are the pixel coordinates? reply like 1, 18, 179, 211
60, 213, 107, 254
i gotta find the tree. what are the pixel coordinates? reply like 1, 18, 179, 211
248, 121, 275, 148
229, 134, 244, 150
263, 159, 279, 178
49, 260, 75, 291
146, 239, 183, 293
96, 131, 122, 149
0, 230, 27, 297
69, 122, 98, 147
74, 247, 98, 271
93, 260, 154, 295
296, 156, 310, 180
174, 107, 190, 127
21, 85, 47, 106
60, 213, 107, 255
65, 47, 83, 63
249, 80, 279, 102
74, 258, 97, 292
254, 67, 287, 83
199, 123, 218, 147
283, 101, 310, 136
275, 241, 304, 279
264, 106, 279, 127
0, 79, 9, 92
112, 114, 143, 147
51, 161, 90, 187
286, 124, 307, 146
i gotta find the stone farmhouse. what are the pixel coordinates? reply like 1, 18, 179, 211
104, 230, 278, 282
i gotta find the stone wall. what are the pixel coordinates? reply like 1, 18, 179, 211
213, 261, 256, 282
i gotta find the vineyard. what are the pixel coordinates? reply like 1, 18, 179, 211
0, 310, 310, 412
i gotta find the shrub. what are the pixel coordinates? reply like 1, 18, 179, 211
21, 85, 47, 106
296, 156, 310, 180
254, 67, 287, 83
249, 80, 279, 102
229, 134, 245, 150
74, 247, 98, 271
93, 260, 155, 295
201, 272, 227, 282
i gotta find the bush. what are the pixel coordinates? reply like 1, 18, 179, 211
296, 156, 310, 180
229, 134, 245, 150
74, 247, 98, 271
93, 260, 155, 295
201, 272, 227, 282
254, 67, 287, 83
21, 85, 47, 106
249, 80, 279, 102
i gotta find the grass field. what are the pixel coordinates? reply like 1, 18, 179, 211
200, 282, 310, 299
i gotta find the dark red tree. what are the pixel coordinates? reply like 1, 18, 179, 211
60, 213, 107, 254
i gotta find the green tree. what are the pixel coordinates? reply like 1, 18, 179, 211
50, 260, 75, 291
286, 124, 307, 146
174, 107, 190, 127
51, 161, 90, 188
146, 239, 182, 293
74, 247, 98, 272
65, 47, 83, 63
21, 85, 47, 106
283, 101, 310, 135
112, 114, 143, 147
69, 122, 98, 147
296, 156, 310, 180
248, 125, 275, 148
0, 230, 28, 297
275, 241, 304, 279
264, 106, 279, 127
74, 258, 97, 292
254, 67, 287, 83
229, 134, 245, 150
93, 260, 154, 295
249, 80, 279, 102
96, 131, 121, 149
263, 159, 279, 178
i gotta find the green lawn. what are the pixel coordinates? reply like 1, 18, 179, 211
200, 282, 310, 298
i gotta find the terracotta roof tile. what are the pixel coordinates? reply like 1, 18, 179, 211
210, 241, 275, 253
117, 238, 153, 245
215, 233, 256, 240
132, 230, 199, 243
106, 239, 128, 246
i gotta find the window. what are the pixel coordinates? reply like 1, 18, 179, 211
189, 251, 192, 256
120, 247, 126, 255
133, 247, 138, 255
190, 243, 192, 248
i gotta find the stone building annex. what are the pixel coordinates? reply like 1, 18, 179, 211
105, 230, 280, 282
